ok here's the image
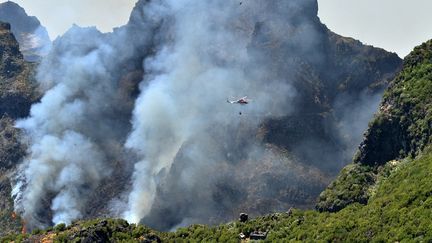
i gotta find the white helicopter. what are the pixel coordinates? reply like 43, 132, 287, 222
227, 96, 250, 105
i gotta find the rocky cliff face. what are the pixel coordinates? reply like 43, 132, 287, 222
0, 22, 37, 119
0, 22, 22, 78
138, 0, 402, 230
0, 1, 51, 62
317, 39, 432, 212
0, 22, 37, 236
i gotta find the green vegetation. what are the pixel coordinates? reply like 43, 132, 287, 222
316, 163, 375, 212
317, 39, 432, 212
1, 218, 163, 243
383, 45, 432, 154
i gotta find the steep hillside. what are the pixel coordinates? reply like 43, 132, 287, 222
317, 39, 432, 212
0, 22, 37, 237
0, 22, 37, 119
6, 38, 432, 243
0, 1, 51, 61
139, 0, 402, 230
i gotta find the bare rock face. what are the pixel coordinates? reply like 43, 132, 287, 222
0, 1, 51, 61
0, 21, 38, 119
139, 0, 402, 230
0, 115, 25, 171
0, 21, 38, 236
0, 22, 23, 78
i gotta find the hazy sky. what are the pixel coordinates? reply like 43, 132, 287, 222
318, 0, 432, 57
2, 0, 432, 57
3, 0, 137, 38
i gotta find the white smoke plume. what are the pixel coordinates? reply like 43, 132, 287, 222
12, 26, 113, 228
12, 24, 142, 228
121, 0, 296, 223
12, 0, 177, 229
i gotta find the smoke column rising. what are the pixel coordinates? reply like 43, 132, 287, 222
12, 23, 142, 228
10, 0, 331, 230
123, 0, 294, 223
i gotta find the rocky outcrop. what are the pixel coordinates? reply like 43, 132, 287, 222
246, 7, 402, 172
0, 116, 24, 237
0, 21, 38, 236
0, 21, 38, 119
0, 1, 51, 61
0, 116, 25, 171
0, 22, 23, 78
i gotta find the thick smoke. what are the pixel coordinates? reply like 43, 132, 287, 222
122, 0, 296, 223
11, 0, 399, 231
11, 19, 158, 228
13, 26, 114, 228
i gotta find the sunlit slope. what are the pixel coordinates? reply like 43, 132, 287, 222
318, 39, 432, 212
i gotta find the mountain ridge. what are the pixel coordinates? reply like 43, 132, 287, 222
0, 1, 51, 61
0, 21, 38, 237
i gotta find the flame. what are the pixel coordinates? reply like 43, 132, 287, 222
11, 211, 27, 234
21, 220, 27, 234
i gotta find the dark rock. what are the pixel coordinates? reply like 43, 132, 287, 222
141, 234, 161, 243
0, 22, 38, 119
354, 114, 406, 166
286, 207, 293, 216
0, 22, 10, 30
0, 98, 37, 235
81, 228, 110, 243
239, 213, 248, 222
0, 115, 25, 170
0, 20, 23, 78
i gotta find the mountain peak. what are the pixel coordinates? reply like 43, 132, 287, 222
0, 21, 23, 76
0, 1, 40, 33
0, 1, 51, 61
